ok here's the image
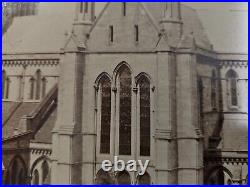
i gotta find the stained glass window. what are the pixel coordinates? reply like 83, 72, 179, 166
119, 66, 131, 155
138, 76, 150, 156
100, 75, 111, 154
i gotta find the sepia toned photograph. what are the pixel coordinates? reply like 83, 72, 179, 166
2, 2, 248, 185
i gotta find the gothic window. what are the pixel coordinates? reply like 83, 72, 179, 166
30, 77, 35, 100
226, 69, 238, 107
33, 169, 39, 185
122, 3, 126, 16
2, 70, 10, 99
118, 66, 132, 155
138, 75, 150, 156
99, 75, 111, 154
2, 70, 6, 98
11, 160, 18, 184
42, 77, 47, 98
95, 169, 113, 184
5, 77, 10, 99
35, 69, 41, 100
134, 25, 139, 42
109, 25, 114, 43
137, 172, 151, 184
211, 70, 216, 110
18, 168, 25, 184
116, 170, 131, 184
41, 161, 49, 184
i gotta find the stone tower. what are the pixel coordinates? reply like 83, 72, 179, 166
51, 2, 95, 184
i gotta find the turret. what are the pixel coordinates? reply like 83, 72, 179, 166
160, 3, 183, 40
71, 2, 95, 44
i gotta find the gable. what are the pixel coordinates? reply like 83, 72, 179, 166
87, 3, 164, 52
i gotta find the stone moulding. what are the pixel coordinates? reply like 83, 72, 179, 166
2, 59, 60, 67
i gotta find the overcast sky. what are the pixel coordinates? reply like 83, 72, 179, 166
94, 2, 248, 15
94, 2, 248, 53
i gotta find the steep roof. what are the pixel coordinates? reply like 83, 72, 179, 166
2, 3, 76, 54
31, 108, 57, 144
2, 102, 40, 139
2, 3, 247, 54
222, 116, 248, 151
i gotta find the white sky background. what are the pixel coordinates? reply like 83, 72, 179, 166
95, 2, 248, 53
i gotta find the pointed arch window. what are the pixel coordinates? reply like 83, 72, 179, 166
30, 77, 35, 100
211, 70, 217, 110
2, 70, 6, 98
5, 77, 10, 99
42, 77, 47, 98
226, 69, 238, 107
35, 69, 42, 100
2, 70, 10, 99
11, 160, 18, 184
99, 75, 111, 154
18, 168, 25, 184
118, 66, 132, 155
41, 160, 49, 184
138, 75, 151, 156
33, 169, 39, 185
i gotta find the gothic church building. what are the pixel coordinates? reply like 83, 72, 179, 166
2, 2, 248, 184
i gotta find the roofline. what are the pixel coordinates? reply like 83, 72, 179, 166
2, 131, 33, 142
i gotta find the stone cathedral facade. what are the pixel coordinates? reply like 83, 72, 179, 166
2, 2, 248, 185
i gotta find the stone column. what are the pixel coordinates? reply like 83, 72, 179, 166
154, 51, 178, 184
176, 53, 202, 184
51, 50, 84, 184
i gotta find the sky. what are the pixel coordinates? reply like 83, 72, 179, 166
94, 2, 248, 53
94, 2, 248, 15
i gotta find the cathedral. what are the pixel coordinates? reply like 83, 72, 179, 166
2, 2, 248, 184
